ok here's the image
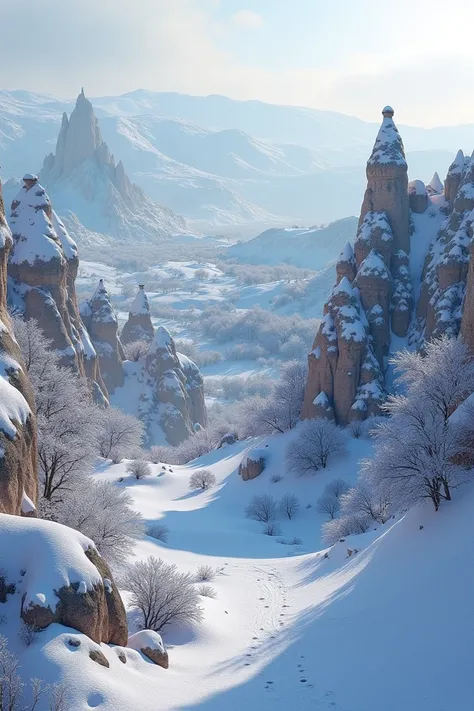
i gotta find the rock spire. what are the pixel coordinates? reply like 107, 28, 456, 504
120, 284, 154, 344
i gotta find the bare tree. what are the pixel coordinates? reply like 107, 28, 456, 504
326, 478, 350, 498
262, 521, 282, 536
340, 482, 390, 524
148, 445, 177, 464
146, 524, 169, 543
286, 419, 347, 476
57, 479, 144, 566
123, 340, 149, 362
126, 459, 152, 480
245, 494, 278, 523
317, 479, 350, 519
279, 493, 300, 519
124, 557, 203, 631
189, 470, 216, 491
98, 408, 144, 462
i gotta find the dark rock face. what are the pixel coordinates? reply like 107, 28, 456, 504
141, 647, 169, 669
239, 452, 266, 481
0, 180, 38, 516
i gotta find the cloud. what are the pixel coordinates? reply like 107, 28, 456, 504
231, 9, 263, 29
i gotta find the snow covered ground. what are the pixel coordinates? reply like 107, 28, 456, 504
7, 428, 472, 711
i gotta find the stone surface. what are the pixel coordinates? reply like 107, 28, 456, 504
89, 649, 110, 668
128, 630, 169, 669
21, 545, 127, 646
121, 284, 154, 345
408, 180, 428, 213
239, 449, 266, 481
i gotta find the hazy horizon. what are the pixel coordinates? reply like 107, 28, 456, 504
2, 0, 474, 128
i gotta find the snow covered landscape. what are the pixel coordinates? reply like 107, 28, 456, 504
2, 3, 474, 710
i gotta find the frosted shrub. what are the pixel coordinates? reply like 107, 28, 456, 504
322, 513, 372, 545
270, 473, 283, 483
148, 445, 178, 465
195, 565, 215, 582
124, 557, 203, 631
123, 340, 149, 362
18, 621, 39, 648
146, 524, 169, 543
197, 584, 217, 598
127, 459, 152, 480
98, 408, 144, 462
286, 419, 347, 476
262, 521, 282, 536
245, 494, 278, 523
279, 493, 300, 519
189, 470, 216, 491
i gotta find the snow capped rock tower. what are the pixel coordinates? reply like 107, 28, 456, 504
359, 106, 410, 257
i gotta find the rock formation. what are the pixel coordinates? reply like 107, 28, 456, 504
0, 180, 37, 515
39, 90, 186, 246
303, 106, 474, 425
141, 327, 207, 446
81, 284, 207, 444
81, 279, 125, 394
120, 285, 154, 344
7, 175, 108, 403
239, 448, 267, 481
128, 630, 169, 669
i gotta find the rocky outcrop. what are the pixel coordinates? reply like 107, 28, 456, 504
0, 180, 37, 515
336, 242, 356, 284
239, 448, 267, 481
120, 285, 154, 344
82, 279, 125, 394
7, 176, 107, 403
0, 513, 127, 645
39, 90, 186, 246
142, 327, 207, 446
408, 180, 428, 213
444, 150, 464, 203
128, 630, 169, 669
359, 106, 410, 256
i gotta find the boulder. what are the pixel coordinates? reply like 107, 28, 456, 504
239, 448, 267, 481
121, 284, 154, 345
0, 514, 128, 645
128, 630, 169, 669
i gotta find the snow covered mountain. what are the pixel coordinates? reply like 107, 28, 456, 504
0, 89, 473, 228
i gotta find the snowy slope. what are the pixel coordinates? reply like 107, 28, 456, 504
8, 430, 473, 711
226, 217, 358, 269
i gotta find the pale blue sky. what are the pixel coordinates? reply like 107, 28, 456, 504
2, 0, 474, 126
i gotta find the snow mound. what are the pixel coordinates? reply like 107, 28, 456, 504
128, 630, 165, 655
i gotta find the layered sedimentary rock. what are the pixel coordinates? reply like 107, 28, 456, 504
7, 176, 108, 403
40, 90, 186, 245
0, 180, 37, 515
81, 279, 125, 394
120, 284, 154, 344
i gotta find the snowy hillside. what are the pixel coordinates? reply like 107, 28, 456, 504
226, 217, 358, 269
0, 89, 470, 228
6, 430, 472, 711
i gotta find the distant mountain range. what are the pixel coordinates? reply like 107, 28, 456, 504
0, 89, 471, 230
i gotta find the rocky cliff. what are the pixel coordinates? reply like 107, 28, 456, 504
303, 106, 474, 424
39, 90, 186, 246
7, 175, 108, 403
82, 282, 207, 444
0, 179, 37, 516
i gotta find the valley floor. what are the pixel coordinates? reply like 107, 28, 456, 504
15, 431, 473, 711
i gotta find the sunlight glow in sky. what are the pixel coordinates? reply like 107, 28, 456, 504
2, 0, 474, 126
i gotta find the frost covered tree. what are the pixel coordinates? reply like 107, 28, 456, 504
12, 316, 103, 503
189, 470, 216, 491
286, 419, 347, 476
126, 459, 152, 479
124, 557, 203, 631
279, 493, 300, 519
322, 512, 372, 545
245, 494, 278, 522
361, 336, 474, 512
57, 480, 144, 566
246, 360, 308, 434
97, 408, 144, 462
